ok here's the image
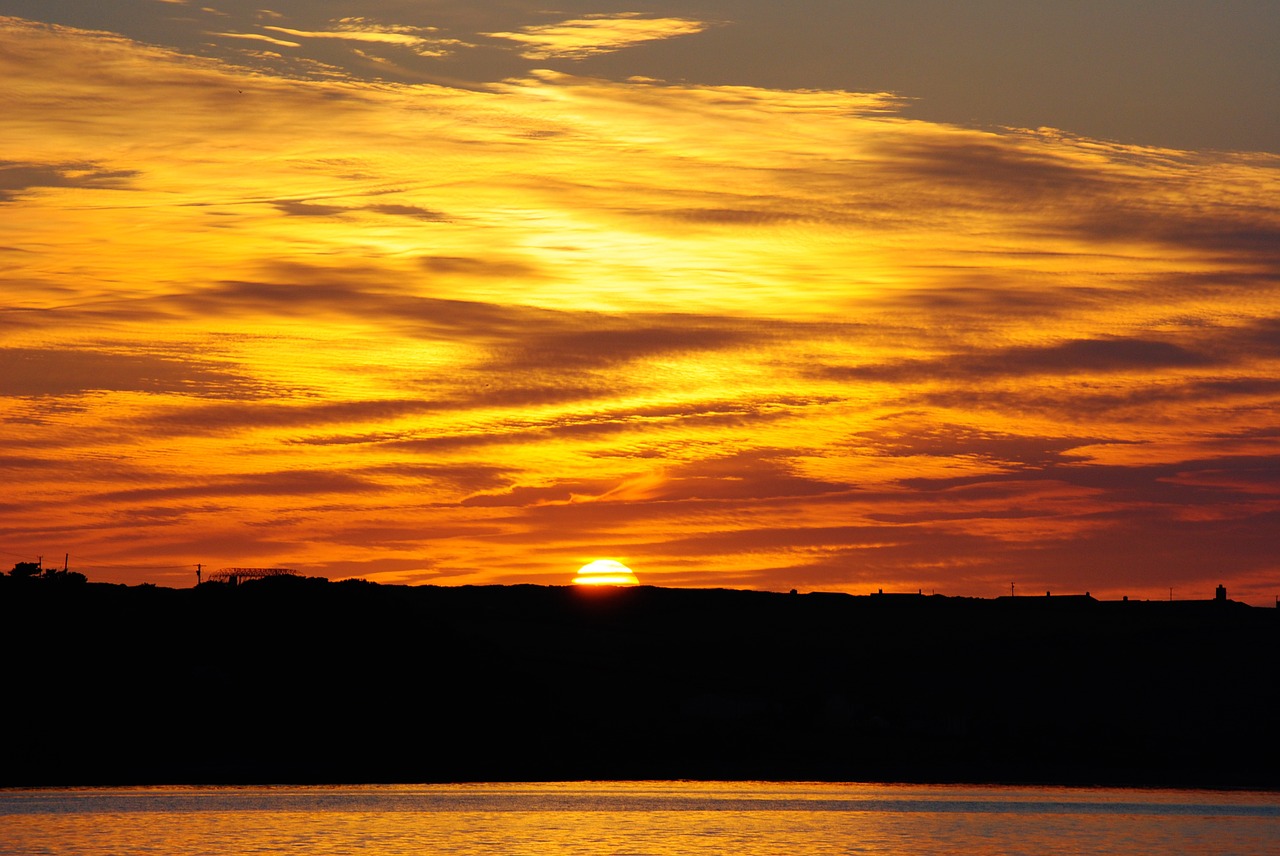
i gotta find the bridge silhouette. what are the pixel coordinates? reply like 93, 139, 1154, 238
207, 567, 297, 585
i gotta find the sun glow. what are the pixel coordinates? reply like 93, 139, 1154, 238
572, 559, 639, 586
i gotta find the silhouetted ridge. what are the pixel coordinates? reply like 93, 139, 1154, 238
0, 577, 1274, 788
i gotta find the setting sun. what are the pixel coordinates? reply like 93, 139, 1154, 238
572, 560, 640, 586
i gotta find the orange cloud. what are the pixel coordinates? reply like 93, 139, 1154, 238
1, 16, 1278, 603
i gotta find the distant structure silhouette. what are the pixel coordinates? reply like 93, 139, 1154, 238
207, 567, 297, 585
1216, 584, 1227, 602
872, 588, 924, 599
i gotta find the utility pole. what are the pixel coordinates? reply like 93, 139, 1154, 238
196, 563, 202, 585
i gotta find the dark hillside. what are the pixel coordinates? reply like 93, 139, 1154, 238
1, 577, 1275, 787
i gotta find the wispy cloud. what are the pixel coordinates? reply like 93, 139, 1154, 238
484, 13, 711, 60
0, 347, 257, 398
213, 31, 301, 48
0, 160, 139, 202
261, 19, 470, 57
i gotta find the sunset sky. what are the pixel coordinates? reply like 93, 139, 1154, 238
2, 1, 1279, 603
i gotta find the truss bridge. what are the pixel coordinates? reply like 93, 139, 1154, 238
209, 567, 297, 585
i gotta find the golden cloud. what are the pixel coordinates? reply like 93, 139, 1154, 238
214, 31, 301, 48
484, 13, 711, 60
2, 16, 1278, 601
261, 21, 470, 56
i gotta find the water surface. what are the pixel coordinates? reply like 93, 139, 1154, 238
2, 781, 1276, 855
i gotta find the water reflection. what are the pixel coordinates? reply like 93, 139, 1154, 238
1, 782, 1276, 856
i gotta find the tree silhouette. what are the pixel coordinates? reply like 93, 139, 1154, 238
7, 561, 86, 584
8, 562, 41, 580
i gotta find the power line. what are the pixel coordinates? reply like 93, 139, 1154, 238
1, 548, 196, 573
73, 562, 194, 571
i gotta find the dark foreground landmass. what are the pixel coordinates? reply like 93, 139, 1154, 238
1, 576, 1276, 788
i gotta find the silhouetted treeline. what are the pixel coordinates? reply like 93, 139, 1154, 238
6, 560, 87, 585
1, 575, 1275, 788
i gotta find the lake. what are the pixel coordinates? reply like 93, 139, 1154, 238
1, 781, 1277, 855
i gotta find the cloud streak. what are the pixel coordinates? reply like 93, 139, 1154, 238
484, 14, 711, 60
261, 21, 469, 57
